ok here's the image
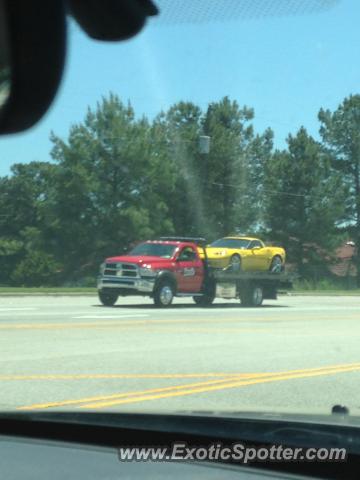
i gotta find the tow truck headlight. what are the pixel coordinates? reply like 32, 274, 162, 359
139, 266, 156, 277
99, 262, 105, 274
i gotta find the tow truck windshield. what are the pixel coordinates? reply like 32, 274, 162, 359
129, 243, 177, 258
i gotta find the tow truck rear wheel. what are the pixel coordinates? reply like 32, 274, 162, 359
98, 291, 118, 306
240, 285, 263, 307
153, 281, 174, 308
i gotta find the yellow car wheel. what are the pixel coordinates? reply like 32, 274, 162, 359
229, 254, 242, 272
269, 255, 283, 273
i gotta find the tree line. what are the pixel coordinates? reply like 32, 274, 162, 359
1, 92, 359, 287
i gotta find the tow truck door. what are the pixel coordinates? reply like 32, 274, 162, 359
174, 246, 204, 292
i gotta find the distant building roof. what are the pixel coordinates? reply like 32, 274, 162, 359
330, 243, 356, 277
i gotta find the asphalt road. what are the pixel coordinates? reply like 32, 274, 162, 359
1, 294, 360, 416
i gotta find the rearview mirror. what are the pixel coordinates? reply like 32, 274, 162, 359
0, 0, 66, 133
0, 1, 11, 115
0, 0, 157, 134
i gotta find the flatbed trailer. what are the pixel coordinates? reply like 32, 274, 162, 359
210, 268, 293, 307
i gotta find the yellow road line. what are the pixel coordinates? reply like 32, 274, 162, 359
10, 362, 360, 383
18, 376, 243, 410
82, 364, 360, 409
0, 372, 255, 381
0, 323, 269, 334
0, 320, 264, 330
18, 363, 360, 410
3, 313, 360, 330
0, 321, 151, 330
137, 327, 270, 334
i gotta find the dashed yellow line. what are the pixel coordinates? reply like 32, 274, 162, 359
18, 363, 360, 410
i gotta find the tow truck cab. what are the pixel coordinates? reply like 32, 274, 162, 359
97, 238, 211, 307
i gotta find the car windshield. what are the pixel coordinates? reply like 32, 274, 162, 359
210, 239, 251, 249
129, 243, 176, 258
1, 0, 360, 421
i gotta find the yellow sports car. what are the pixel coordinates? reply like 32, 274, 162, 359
202, 236, 286, 272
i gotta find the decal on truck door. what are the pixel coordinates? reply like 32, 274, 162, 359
183, 267, 196, 277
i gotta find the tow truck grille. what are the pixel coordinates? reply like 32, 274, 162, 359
104, 263, 138, 277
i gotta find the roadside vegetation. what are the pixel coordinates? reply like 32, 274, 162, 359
0, 287, 96, 294
1, 93, 359, 288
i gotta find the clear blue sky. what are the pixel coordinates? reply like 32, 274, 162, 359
0, 0, 359, 176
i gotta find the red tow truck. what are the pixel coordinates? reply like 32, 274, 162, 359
97, 237, 292, 307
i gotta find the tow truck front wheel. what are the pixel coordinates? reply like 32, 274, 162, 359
98, 291, 118, 306
240, 285, 263, 307
153, 281, 174, 308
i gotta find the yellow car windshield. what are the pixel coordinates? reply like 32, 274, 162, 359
209, 239, 251, 249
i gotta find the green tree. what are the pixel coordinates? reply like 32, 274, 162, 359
245, 127, 274, 230
202, 97, 262, 238
0, 162, 57, 285
49, 93, 173, 280
151, 97, 272, 240
264, 127, 345, 278
318, 95, 360, 285
10, 227, 61, 286
160, 101, 205, 236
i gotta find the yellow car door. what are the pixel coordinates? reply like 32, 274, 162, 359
247, 240, 270, 271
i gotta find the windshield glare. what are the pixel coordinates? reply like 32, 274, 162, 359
2, 0, 360, 422
129, 243, 176, 258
